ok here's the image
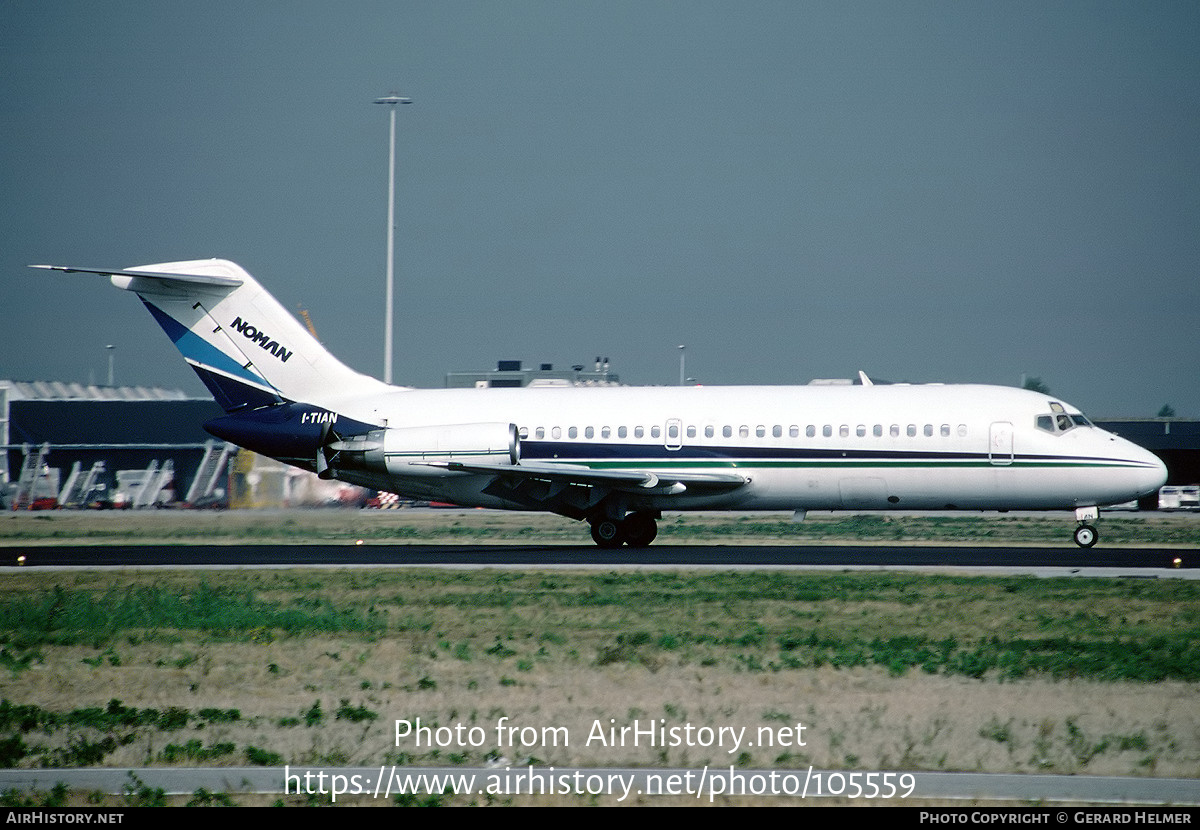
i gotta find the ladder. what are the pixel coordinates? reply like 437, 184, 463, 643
132, 460, 174, 508
77, 461, 107, 505
126, 461, 157, 508
58, 462, 82, 507
59, 461, 106, 508
186, 441, 232, 504
12, 443, 50, 510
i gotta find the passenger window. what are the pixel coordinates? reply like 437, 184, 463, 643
756, 425, 766, 438
585, 426, 594, 439
924, 424, 933, 437
686, 425, 696, 438
552, 426, 561, 439
806, 425, 816, 438
873, 424, 883, 437
789, 425, 799, 438
907, 425, 917, 437
536, 427, 545, 439
839, 425, 849, 438
773, 425, 783, 438
856, 425, 866, 437
740, 425, 750, 438
569, 427, 578, 439
958, 424, 968, 437
705, 425, 714, 438
601, 426, 611, 439
940, 424, 950, 437
634, 426, 644, 438
667, 424, 679, 439
518, 426, 528, 439
890, 424, 900, 437
651, 426, 661, 438
723, 425, 732, 438
618, 426, 627, 439
823, 425, 832, 438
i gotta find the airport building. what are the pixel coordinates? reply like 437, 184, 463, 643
1, 380, 226, 508
445, 358, 620, 388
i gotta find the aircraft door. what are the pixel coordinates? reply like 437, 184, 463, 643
989, 422, 1013, 466
664, 418, 683, 451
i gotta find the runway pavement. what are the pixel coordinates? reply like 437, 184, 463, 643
1, 765, 1198, 806
3, 542, 1194, 575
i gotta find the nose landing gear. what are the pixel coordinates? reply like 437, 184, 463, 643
1073, 506, 1099, 548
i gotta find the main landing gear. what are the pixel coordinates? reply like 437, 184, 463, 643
589, 511, 659, 549
1073, 506, 1099, 548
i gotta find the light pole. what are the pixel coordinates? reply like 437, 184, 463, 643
374, 92, 412, 385
105, 345, 115, 387
678, 345, 686, 386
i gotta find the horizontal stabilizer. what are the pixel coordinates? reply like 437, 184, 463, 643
31, 264, 244, 288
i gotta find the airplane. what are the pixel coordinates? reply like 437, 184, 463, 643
34, 259, 1167, 549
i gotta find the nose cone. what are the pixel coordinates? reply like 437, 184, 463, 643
1117, 437, 1168, 500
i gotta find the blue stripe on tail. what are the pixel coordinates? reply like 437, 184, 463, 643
141, 298, 282, 412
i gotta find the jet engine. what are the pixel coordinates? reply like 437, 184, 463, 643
319, 422, 519, 478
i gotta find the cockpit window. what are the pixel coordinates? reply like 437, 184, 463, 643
1036, 403, 1094, 434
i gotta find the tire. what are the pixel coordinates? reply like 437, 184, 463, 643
622, 513, 658, 548
590, 519, 625, 549
1074, 524, 1098, 548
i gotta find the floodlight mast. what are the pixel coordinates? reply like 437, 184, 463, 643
373, 93, 412, 385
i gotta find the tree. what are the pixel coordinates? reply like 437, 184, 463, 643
1022, 376, 1050, 394
1157, 404, 1176, 418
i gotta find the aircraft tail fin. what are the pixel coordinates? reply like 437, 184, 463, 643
33, 259, 394, 413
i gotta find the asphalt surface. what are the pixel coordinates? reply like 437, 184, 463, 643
1, 765, 1197, 806
3, 543, 1193, 572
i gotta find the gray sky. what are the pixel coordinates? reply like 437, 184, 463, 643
3, 1, 1197, 416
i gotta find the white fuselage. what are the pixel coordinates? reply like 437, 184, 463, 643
330, 382, 1165, 514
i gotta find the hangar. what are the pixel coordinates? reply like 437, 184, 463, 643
1, 380, 225, 508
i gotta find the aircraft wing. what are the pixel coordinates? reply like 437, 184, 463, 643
422, 460, 748, 494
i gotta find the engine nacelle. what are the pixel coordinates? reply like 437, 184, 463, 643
381, 422, 520, 475
324, 422, 520, 478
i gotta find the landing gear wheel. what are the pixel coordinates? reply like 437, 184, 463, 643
1074, 524, 1098, 548
590, 519, 625, 549
622, 513, 659, 548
